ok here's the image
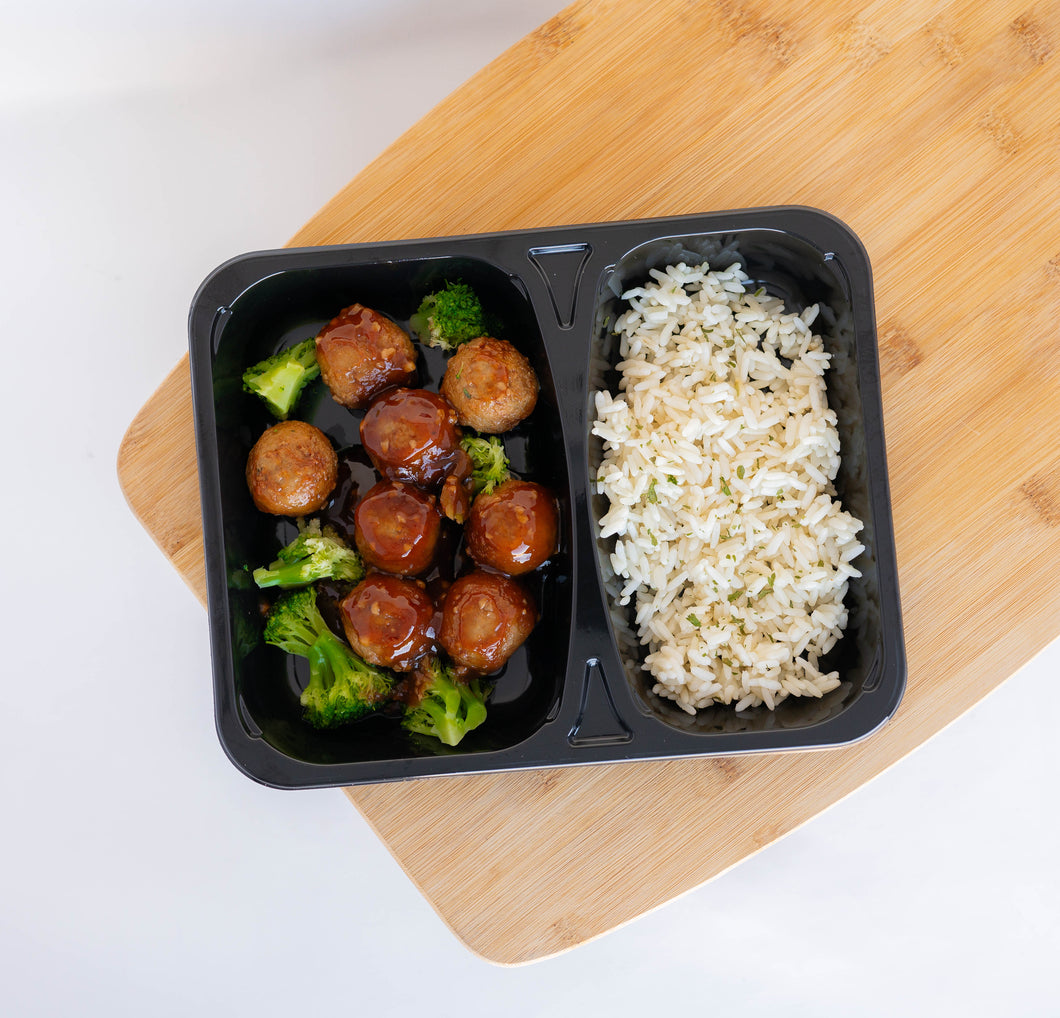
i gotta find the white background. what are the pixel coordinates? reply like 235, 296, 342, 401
2, 1, 1057, 1014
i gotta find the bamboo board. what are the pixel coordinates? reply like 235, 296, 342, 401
118, 0, 1060, 964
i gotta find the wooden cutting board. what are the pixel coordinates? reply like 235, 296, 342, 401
118, 0, 1060, 963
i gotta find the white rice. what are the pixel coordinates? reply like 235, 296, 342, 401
592, 258, 864, 713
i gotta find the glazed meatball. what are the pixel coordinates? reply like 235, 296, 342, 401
339, 573, 436, 672
245, 419, 337, 516
466, 480, 558, 575
354, 480, 442, 576
315, 303, 417, 409
439, 570, 537, 674
360, 388, 462, 489
440, 336, 538, 433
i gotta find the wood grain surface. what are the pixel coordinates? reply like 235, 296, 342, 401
118, 0, 1060, 964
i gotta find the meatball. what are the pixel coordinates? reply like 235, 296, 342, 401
440, 336, 538, 433
245, 419, 337, 516
439, 570, 537, 674
353, 480, 442, 576
466, 480, 558, 575
360, 388, 462, 489
339, 573, 436, 672
315, 303, 417, 409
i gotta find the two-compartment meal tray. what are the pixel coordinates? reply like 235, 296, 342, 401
189, 208, 905, 788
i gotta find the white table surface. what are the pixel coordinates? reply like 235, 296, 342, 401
3, 2, 1057, 1013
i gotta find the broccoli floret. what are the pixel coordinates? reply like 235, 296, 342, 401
402, 657, 490, 747
262, 588, 323, 656
242, 336, 320, 419
299, 639, 392, 729
263, 588, 392, 728
253, 519, 365, 589
410, 281, 491, 351
460, 434, 511, 496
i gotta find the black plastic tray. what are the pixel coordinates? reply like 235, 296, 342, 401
189, 208, 906, 788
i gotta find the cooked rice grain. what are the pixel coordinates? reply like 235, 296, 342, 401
592, 259, 864, 713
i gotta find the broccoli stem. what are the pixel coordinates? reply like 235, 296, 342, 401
242, 336, 320, 419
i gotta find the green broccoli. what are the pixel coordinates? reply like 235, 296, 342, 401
242, 336, 320, 419
402, 656, 490, 747
410, 281, 491, 351
263, 588, 393, 728
253, 519, 365, 589
460, 434, 511, 495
